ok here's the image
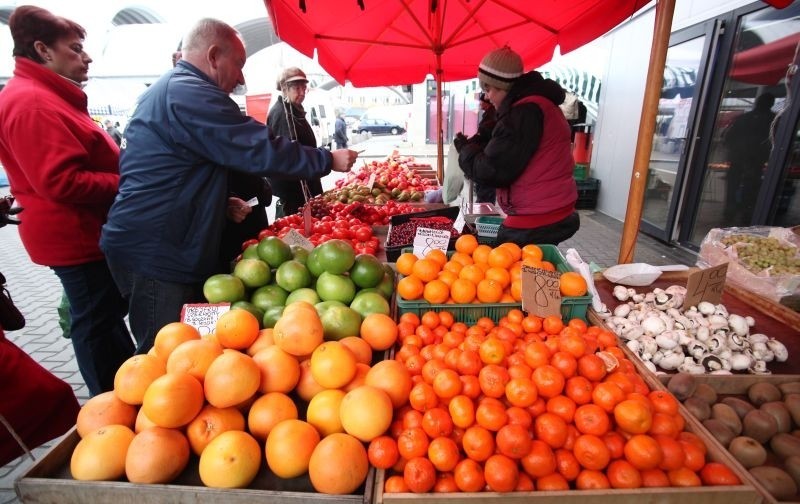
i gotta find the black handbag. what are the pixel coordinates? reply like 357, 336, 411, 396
0, 272, 25, 331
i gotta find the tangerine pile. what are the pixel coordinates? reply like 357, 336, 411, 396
71, 304, 404, 495
375, 309, 742, 493
395, 235, 588, 304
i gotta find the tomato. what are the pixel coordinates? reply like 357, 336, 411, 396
257, 229, 274, 240
332, 228, 351, 240
241, 238, 259, 250
354, 226, 373, 242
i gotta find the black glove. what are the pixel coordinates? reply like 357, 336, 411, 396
453, 132, 468, 152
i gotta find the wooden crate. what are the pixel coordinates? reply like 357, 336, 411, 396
15, 427, 375, 504
654, 375, 800, 504
590, 270, 800, 378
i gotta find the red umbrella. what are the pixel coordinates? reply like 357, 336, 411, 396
730, 32, 800, 85
264, 0, 650, 178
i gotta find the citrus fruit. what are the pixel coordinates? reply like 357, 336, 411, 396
198, 430, 261, 488
232, 258, 271, 288
185, 404, 246, 455
125, 426, 190, 484
275, 260, 312, 291
310, 341, 358, 389
250, 284, 289, 311
261, 306, 285, 328
71, 424, 135, 481
349, 254, 386, 288
308, 433, 369, 494
307, 389, 346, 436
203, 274, 246, 303
340, 385, 394, 442
266, 419, 321, 478
316, 271, 357, 304
315, 239, 356, 274
319, 304, 362, 341
285, 287, 321, 305
349, 291, 391, 317
230, 301, 265, 326
257, 236, 293, 268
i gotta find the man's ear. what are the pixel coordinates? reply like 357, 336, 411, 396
207, 44, 221, 70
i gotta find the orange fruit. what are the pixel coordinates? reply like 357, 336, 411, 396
455, 234, 479, 255
368, 435, 400, 470
476, 279, 503, 303
166, 338, 223, 383
423, 279, 450, 304
411, 258, 440, 282
310, 341, 357, 389
559, 272, 588, 297
397, 275, 424, 300
522, 244, 543, 261
340, 385, 394, 442
573, 434, 611, 471
272, 301, 324, 356
442, 260, 463, 274
306, 389, 346, 436
428, 436, 460, 472
497, 242, 522, 261
614, 399, 654, 435
295, 358, 326, 402
247, 391, 298, 441
520, 439, 557, 478
484, 453, 519, 492
450, 278, 477, 303
458, 264, 485, 284
125, 426, 190, 484
186, 404, 246, 455
246, 328, 274, 356
339, 336, 373, 365
396, 252, 418, 276
437, 270, 458, 287
343, 362, 371, 392
365, 359, 413, 408
425, 249, 448, 268
204, 350, 261, 408
607, 459, 642, 488
624, 434, 664, 471
252, 345, 301, 393
153, 322, 201, 360
113, 354, 166, 405
472, 244, 492, 264
454, 457, 486, 491
70, 424, 135, 481
360, 313, 399, 350
308, 433, 369, 494
484, 267, 511, 288
198, 430, 261, 488
141, 372, 204, 429
266, 419, 321, 478
487, 247, 514, 269
450, 251, 474, 266
76, 391, 138, 438
215, 309, 260, 349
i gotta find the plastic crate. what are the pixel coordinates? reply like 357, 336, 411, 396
576, 177, 600, 210
396, 244, 592, 323
385, 206, 461, 262
574, 163, 589, 180
474, 215, 503, 238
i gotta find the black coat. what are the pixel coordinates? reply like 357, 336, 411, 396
266, 96, 324, 214
458, 71, 566, 189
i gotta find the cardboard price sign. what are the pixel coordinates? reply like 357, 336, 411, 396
282, 228, 314, 250
180, 303, 231, 336
683, 262, 728, 308
413, 227, 451, 257
520, 265, 562, 317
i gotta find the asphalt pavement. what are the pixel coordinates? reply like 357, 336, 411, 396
0, 158, 696, 502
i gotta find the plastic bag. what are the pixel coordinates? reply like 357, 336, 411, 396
697, 226, 800, 301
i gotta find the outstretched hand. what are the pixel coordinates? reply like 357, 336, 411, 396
226, 197, 252, 223
331, 149, 359, 172
453, 132, 468, 152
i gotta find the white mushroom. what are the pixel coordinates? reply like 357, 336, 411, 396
696, 326, 711, 342
714, 304, 729, 317
678, 359, 706, 375
748, 360, 771, 375
700, 354, 724, 372
745, 316, 756, 327
655, 331, 680, 350
707, 334, 727, 354
728, 314, 749, 336
697, 301, 716, 315
766, 338, 788, 362
613, 304, 632, 317
659, 351, 685, 370
686, 339, 709, 360
727, 333, 748, 352
626, 339, 641, 354
665, 285, 687, 296
613, 285, 630, 301
729, 352, 753, 371
749, 333, 769, 344
641, 316, 667, 336
643, 361, 658, 373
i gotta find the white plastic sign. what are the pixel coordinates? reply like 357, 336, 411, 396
180, 303, 231, 336
413, 227, 451, 257
367, 172, 376, 189
453, 210, 466, 234
282, 228, 314, 250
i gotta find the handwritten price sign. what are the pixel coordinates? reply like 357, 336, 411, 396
282, 228, 314, 250
520, 265, 562, 317
180, 303, 231, 336
683, 262, 728, 309
413, 227, 451, 257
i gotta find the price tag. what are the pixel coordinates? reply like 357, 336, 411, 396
244, 197, 259, 208
282, 228, 314, 250
520, 265, 562, 318
453, 210, 466, 234
303, 204, 313, 237
180, 303, 231, 336
367, 172, 376, 190
413, 227, 451, 257
683, 262, 728, 309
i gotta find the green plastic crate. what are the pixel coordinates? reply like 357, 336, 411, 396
395, 244, 592, 323
474, 215, 503, 238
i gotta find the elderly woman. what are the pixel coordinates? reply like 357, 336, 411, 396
0, 5, 134, 395
267, 67, 324, 216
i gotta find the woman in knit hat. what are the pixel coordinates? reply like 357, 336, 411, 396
455, 46, 580, 246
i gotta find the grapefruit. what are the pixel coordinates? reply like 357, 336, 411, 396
232, 258, 271, 288
257, 236, 293, 268
203, 274, 246, 303
315, 239, 356, 274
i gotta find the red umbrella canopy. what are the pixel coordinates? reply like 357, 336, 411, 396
264, 0, 651, 87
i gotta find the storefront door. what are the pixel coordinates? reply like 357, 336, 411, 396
640, 23, 715, 241
678, 2, 800, 248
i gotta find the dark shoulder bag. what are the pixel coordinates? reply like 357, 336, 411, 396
0, 272, 25, 331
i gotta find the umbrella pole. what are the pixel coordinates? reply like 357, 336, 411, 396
436, 70, 444, 183
618, 0, 676, 264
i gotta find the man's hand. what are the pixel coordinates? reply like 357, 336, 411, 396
226, 197, 252, 223
331, 149, 359, 173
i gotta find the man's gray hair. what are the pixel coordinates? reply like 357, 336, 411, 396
182, 18, 242, 54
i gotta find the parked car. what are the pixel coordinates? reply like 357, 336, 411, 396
357, 118, 406, 136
